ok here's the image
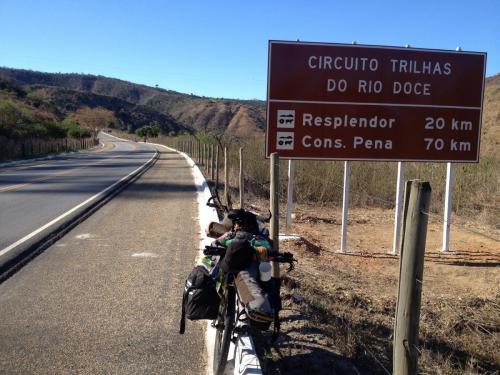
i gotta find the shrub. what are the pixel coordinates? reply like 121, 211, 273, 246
0, 100, 67, 139
63, 117, 91, 138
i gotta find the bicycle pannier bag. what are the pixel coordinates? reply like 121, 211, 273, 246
179, 266, 220, 334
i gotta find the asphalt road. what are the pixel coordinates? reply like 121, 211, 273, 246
0, 133, 155, 251
0, 139, 206, 374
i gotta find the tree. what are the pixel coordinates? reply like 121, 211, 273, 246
135, 127, 146, 137
135, 122, 161, 138
72, 106, 118, 130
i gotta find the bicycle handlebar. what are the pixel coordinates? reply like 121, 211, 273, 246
203, 245, 297, 271
206, 195, 228, 213
203, 245, 227, 256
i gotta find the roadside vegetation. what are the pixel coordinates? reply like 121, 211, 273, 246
0, 75, 106, 161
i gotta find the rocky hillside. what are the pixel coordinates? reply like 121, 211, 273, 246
482, 74, 500, 158
0, 68, 266, 136
30, 85, 187, 135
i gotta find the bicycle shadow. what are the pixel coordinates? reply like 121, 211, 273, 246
253, 308, 390, 375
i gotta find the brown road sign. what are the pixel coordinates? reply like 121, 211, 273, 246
266, 41, 487, 162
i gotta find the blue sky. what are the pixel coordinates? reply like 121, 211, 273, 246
1, 0, 498, 100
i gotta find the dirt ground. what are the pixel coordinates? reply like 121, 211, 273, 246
253, 204, 500, 375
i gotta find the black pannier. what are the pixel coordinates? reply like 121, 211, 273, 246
179, 266, 220, 334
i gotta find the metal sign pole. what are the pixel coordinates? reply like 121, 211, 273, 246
441, 47, 465, 253
442, 162, 454, 251
285, 159, 295, 235
392, 162, 406, 255
340, 161, 350, 253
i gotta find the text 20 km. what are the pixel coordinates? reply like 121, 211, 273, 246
424, 117, 473, 131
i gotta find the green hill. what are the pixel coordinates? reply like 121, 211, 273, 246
0, 68, 266, 136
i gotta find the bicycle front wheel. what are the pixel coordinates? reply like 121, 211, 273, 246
213, 285, 236, 375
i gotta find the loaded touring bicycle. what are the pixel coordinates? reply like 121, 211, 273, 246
180, 193, 296, 375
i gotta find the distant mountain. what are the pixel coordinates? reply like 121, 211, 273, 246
0, 68, 266, 136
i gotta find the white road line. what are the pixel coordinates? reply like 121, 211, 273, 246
0, 152, 157, 258
75, 233, 95, 240
131, 252, 159, 258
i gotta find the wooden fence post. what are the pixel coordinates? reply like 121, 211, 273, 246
393, 180, 432, 375
224, 147, 229, 207
211, 144, 215, 180
215, 145, 220, 192
239, 147, 244, 208
270, 153, 280, 278
200, 142, 203, 165
205, 143, 208, 170
207, 143, 214, 178
202, 143, 205, 168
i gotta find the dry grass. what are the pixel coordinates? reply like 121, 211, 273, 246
249, 207, 500, 375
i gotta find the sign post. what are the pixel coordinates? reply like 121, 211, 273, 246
285, 159, 295, 235
393, 161, 406, 255
341, 161, 351, 253
442, 162, 454, 251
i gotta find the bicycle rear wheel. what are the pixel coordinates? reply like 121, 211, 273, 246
213, 285, 236, 375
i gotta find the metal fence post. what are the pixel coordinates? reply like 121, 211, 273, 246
393, 162, 406, 255
285, 159, 295, 235
340, 161, 351, 253
442, 163, 454, 251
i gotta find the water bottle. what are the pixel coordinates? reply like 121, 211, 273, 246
259, 261, 272, 282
